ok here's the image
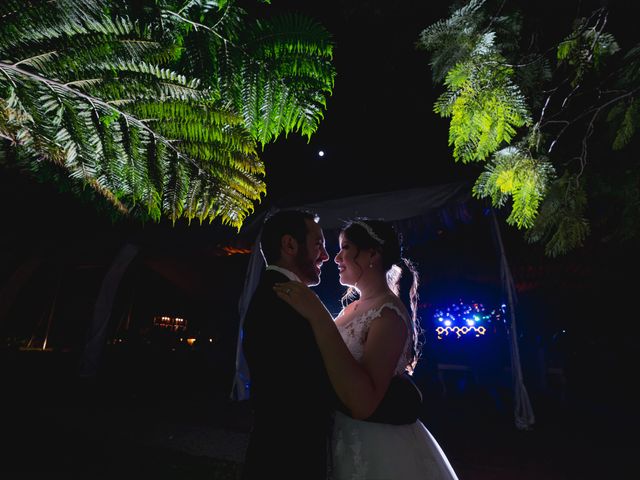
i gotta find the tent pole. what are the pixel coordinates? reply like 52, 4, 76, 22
41, 276, 61, 350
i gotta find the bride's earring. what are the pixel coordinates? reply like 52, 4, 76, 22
368, 261, 373, 268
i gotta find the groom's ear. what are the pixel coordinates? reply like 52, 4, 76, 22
281, 234, 298, 256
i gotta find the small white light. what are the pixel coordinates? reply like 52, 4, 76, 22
318, 150, 325, 157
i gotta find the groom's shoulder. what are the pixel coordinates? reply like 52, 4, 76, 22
260, 269, 289, 286
248, 269, 288, 304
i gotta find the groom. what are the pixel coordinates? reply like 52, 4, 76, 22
240, 209, 422, 480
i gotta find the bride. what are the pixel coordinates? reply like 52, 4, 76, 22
274, 218, 459, 480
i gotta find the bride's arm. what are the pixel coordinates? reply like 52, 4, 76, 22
274, 281, 407, 419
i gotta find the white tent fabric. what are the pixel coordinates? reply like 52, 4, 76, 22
490, 209, 535, 430
230, 182, 536, 430
80, 243, 140, 377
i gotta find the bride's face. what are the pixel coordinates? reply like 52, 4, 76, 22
334, 233, 365, 287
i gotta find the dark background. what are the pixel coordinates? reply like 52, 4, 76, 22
1, 1, 638, 477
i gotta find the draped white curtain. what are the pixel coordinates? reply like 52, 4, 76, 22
490, 209, 535, 430
80, 243, 140, 377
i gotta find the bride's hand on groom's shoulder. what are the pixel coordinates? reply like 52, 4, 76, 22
273, 281, 330, 324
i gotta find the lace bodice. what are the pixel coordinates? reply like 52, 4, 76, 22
336, 302, 413, 375
331, 303, 460, 480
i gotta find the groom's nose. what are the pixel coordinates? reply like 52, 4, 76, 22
320, 245, 329, 262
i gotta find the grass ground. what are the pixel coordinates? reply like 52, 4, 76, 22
2, 349, 637, 479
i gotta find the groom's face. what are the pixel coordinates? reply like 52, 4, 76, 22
294, 218, 329, 286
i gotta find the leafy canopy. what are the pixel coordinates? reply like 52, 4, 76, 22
0, 0, 336, 229
418, 0, 638, 256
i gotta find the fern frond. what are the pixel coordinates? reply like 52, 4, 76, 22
606, 44, 640, 150
226, 12, 335, 145
473, 146, 556, 228
524, 172, 590, 257
416, 0, 487, 83
608, 98, 638, 151
557, 16, 620, 86
1, 0, 334, 228
0, 0, 111, 55
437, 34, 531, 164
619, 43, 640, 85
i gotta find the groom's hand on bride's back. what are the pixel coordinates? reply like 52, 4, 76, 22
364, 372, 423, 425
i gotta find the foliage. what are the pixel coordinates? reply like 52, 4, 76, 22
523, 171, 590, 257
473, 146, 555, 229
0, 0, 335, 229
433, 32, 531, 164
418, 0, 639, 256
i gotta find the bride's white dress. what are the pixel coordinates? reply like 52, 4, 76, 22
331, 303, 459, 480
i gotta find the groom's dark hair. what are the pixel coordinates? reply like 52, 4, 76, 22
260, 209, 318, 265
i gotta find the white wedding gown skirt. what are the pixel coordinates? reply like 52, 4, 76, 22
331, 411, 460, 480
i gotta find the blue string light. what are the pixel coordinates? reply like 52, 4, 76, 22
433, 300, 506, 339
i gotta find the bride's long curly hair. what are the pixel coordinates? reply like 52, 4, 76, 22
339, 218, 423, 373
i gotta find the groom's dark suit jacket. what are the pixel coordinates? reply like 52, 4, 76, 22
241, 269, 334, 479
241, 269, 422, 480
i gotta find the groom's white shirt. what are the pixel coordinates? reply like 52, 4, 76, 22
266, 265, 301, 282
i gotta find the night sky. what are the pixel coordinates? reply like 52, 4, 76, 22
254, 0, 466, 203
247, 0, 637, 205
